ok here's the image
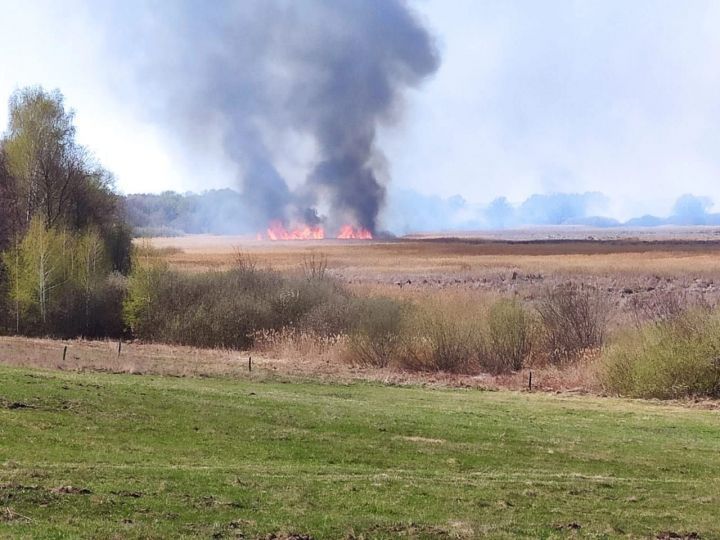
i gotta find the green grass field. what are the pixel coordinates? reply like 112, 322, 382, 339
0, 366, 718, 539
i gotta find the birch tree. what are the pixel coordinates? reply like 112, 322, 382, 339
3, 217, 65, 325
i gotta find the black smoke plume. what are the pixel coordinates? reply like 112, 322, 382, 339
95, 0, 439, 233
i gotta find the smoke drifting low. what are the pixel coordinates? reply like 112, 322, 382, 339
95, 0, 439, 233
383, 191, 720, 233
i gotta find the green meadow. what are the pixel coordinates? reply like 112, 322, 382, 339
1, 366, 718, 539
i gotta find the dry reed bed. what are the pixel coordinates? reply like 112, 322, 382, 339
142, 235, 720, 278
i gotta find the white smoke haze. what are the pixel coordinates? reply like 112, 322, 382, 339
382, 0, 720, 221
382, 191, 720, 234
125, 189, 720, 237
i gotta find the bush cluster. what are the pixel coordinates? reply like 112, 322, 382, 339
537, 282, 609, 363
124, 258, 358, 349
346, 297, 408, 368
349, 296, 536, 375
120, 267, 613, 376
600, 309, 720, 398
346, 285, 610, 375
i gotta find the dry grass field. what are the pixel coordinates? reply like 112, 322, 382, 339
144, 231, 720, 276
143, 232, 720, 311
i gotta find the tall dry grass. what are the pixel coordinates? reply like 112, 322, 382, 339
398, 296, 486, 373
343, 292, 538, 375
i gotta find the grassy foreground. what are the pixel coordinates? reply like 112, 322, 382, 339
0, 367, 718, 539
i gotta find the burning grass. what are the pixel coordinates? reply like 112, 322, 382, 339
262, 221, 373, 240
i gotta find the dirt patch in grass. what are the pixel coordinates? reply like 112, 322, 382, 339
396, 435, 446, 444
262, 534, 314, 540
50, 486, 92, 495
359, 521, 474, 539
2, 400, 32, 410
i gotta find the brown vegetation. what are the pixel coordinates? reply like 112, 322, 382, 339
144, 234, 720, 277
131, 234, 720, 400
5, 231, 720, 400
0, 335, 599, 394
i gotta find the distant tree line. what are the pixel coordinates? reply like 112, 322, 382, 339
126, 189, 257, 236
0, 87, 132, 336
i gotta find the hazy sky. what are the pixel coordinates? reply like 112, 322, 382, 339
2, 0, 720, 219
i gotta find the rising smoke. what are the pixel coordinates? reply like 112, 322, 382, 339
93, 0, 439, 233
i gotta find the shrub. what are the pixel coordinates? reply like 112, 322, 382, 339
537, 282, 609, 363
482, 298, 535, 374
628, 289, 711, 327
0, 267, 11, 334
124, 257, 360, 350
105, 222, 134, 274
122, 256, 168, 338
48, 274, 127, 338
399, 299, 483, 374
397, 296, 536, 375
346, 297, 407, 368
302, 252, 328, 281
299, 293, 356, 337
600, 309, 720, 399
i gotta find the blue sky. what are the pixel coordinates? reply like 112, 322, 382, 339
2, 0, 720, 221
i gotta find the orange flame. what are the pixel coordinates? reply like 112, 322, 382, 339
263, 221, 372, 240
336, 225, 373, 239
266, 220, 325, 240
